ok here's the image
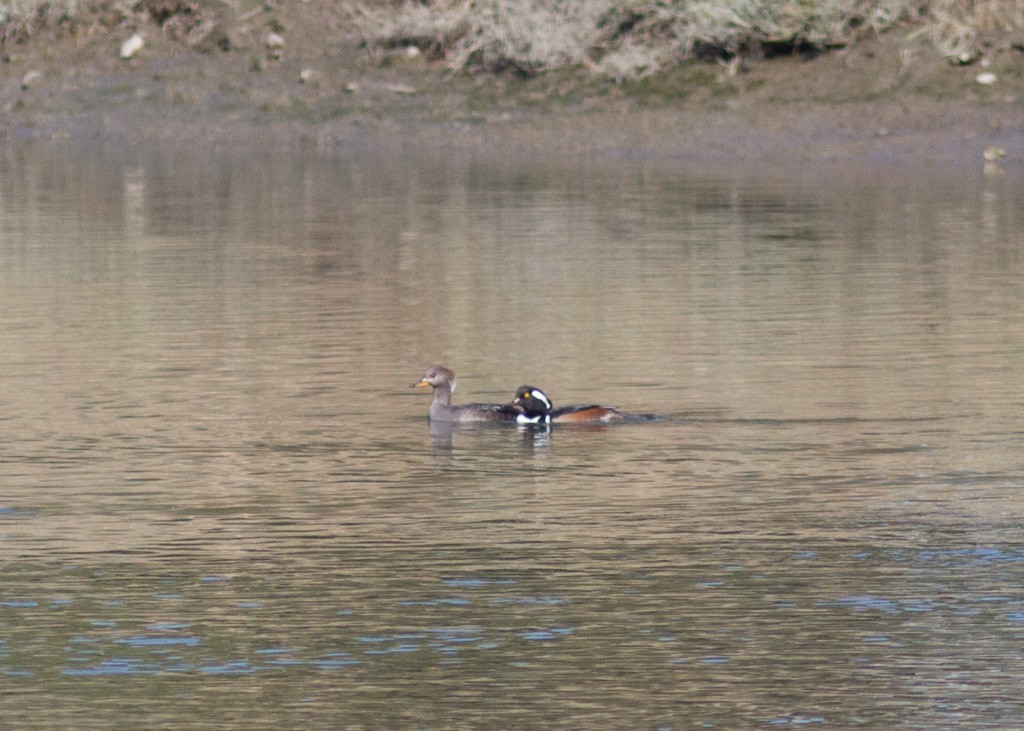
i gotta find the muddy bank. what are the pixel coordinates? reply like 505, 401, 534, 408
1, 3, 1021, 169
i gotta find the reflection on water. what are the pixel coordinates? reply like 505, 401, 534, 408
0, 139, 1022, 728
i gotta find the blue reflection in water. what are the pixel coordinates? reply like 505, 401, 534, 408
310, 655, 360, 670
442, 578, 492, 588
357, 633, 426, 655
902, 601, 936, 612
490, 596, 567, 606
63, 659, 163, 676
198, 661, 262, 675
364, 644, 421, 655
266, 659, 305, 666
0, 507, 36, 517
763, 714, 827, 726
44, 573, 583, 682
519, 628, 572, 641
427, 628, 484, 643
115, 636, 201, 648
894, 546, 1024, 565
818, 596, 899, 612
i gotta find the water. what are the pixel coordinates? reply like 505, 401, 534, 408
0, 139, 1022, 728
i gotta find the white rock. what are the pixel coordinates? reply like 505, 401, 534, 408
265, 32, 285, 50
983, 146, 1006, 161
120, 32, 145, 60
21, 69, 42, 90
976, 72, 997, 85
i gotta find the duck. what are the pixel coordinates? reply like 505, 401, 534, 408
511, 385, 646, 425
414, 366, 521, 423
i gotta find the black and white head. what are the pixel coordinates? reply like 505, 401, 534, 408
512, 385, 553, 424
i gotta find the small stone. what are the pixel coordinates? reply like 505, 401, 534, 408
405, 45, 421, 59
20, 69, 41, 90
265, 32, 285, 50
344, 82, 360, 92
120, 32, 145, 60
383, 83, 417, 94
299, 68, 315, 84
983, 146, 1006, 161
976, 72, 997, 85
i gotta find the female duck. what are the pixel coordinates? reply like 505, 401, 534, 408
414, 366, 521, 423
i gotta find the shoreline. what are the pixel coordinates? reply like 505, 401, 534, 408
1, 14, 1021, 173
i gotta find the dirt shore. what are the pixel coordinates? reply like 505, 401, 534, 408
1, 2, 1022, 168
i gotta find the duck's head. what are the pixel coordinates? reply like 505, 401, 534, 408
414, 365, 457, 391
513, 386, 553, 417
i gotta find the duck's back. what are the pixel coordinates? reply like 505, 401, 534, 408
431, 401, 520, 423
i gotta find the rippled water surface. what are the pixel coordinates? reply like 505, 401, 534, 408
1, 140, 1022, 728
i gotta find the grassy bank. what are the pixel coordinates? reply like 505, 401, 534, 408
362, 0, 1024, 80
2, 1, 1022, 81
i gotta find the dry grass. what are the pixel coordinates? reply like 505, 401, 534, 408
2, 0, 1022, 77
0, 0, 78, 40
0, 0, 263, 49
358, 0, 1024, 79
909, 0, 1024, 61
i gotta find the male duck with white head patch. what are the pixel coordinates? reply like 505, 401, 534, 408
511, 385, 651, 424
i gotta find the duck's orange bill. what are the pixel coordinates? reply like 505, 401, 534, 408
414, 379, 430, 388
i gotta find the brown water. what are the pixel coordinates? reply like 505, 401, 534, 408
0, 139, 1022, 728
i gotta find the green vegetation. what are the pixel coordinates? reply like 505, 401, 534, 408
360, 0, 1024, 80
